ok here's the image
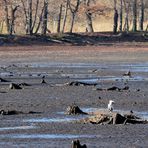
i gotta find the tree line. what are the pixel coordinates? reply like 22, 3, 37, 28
0, 0, 147, 35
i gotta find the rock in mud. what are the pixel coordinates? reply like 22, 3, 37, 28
9, 83, 22, 89
72, 140, 87, 148
66, 105, 87, 115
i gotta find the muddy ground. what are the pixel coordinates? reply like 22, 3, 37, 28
0, 45, 148, 148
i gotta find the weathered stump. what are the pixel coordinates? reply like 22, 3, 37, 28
81, 112, 148, 125
9, 83, 22, 89
72, 140, 87, 148
66, 105, 87, 115
0, 78, 9, 82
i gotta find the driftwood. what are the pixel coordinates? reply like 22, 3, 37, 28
81, 112, 148, 125
0, 78, 9, 82
0, 110, 42, 115
72, 140, 87, 148
9, 83, 22, 89
66, 105, 87, 115
68, 81, 97, 86
18, 82, 31, 86
97, 86, 129, 91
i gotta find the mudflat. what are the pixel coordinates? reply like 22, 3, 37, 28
0, 45, 148, 148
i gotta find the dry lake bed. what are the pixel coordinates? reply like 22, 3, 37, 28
0, 45, 148, 148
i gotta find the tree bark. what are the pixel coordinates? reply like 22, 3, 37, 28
119, 0, 123, 32
62, 0, 68, 33
132, 0, 137, 32
3, 0, 10, 34
85, 0, 94, 33
41, 0, 48, 35
28, 0, 33, 34
113, 0, 118, 34
70, 12, 75, 33
68, 0, 80, 33
57, 4, 63, 33
139, 0, 144, 31
123, 0, 129, 32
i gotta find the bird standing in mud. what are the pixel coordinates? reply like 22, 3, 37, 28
108, 100, 115, 112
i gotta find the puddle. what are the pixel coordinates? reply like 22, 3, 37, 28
0, 134, 99, 139
0, 125, 36, 131
23, 117, 84, 123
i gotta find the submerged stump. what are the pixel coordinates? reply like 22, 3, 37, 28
9, 83, 22, 89
72, 140, 87, 148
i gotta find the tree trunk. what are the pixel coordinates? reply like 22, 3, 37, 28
70, 13, 75, 33
132, 0, 137, 32
85, 0, 94, 33
9, 6, 19, 35
123, 0, 129, 32
68, 0, 80, 33
62, 0, 68, 33
28, 0, 33, 34
0, 21, 4, 33
3, 0, 10, 34
113, 0, 118, 34
41, 0, 48, 35
139, 0, 144, 31
119, 0, 123, 32
57, 4, 63, 33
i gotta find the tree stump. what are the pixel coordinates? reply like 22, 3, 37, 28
9, 83, 22, 89
66, 105, 87, 115
72, 140, 87, 148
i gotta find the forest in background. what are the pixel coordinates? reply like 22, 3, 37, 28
0, 0, 147, 35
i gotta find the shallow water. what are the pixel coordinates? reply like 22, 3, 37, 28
23, 116, 85, 123
0, 134, 99, 139
0, 125, 36, 131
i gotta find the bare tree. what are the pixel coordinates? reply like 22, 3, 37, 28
3, 0, 19, 35
132, 0, 137, 32
123, 0, 130, 32
119, 0, 123, 32
68, 0, 81, 33
57, 4, 63, 33
139, 0, 144, 31
61, 0, 69, 33
41, 0, 48, 35
113, 0, 118, 34
85, 0, 94, 33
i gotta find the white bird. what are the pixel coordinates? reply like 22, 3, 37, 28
108, 100, 115, 112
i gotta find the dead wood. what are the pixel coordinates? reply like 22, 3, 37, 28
72, 139, 87, 148
66, 105, 88, 115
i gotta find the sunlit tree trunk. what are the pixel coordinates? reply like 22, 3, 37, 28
113, 0, 118, 34
132, 0, 137, 32
139, 0, 144, 31
68, 0, 80, 33
62, 0, 68, 33
119, 0, 123, 32
57, 4, 63, 33
41, 0, 48, 35
85, 0, 94, 33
